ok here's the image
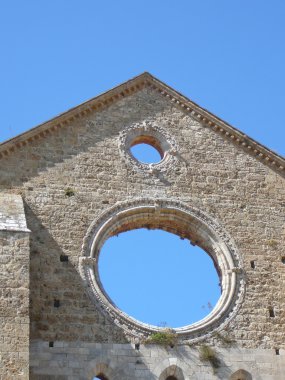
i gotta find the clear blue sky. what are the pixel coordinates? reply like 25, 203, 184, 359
99, 229, 220, 328
1, 1, 284, 327
1, 1, 285, 156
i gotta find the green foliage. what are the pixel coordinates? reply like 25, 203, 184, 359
199, 344, 220, 369
65, 187, 75, 197
145, 329, 177, 347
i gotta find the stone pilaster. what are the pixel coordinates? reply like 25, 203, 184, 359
0, 194, 30, 379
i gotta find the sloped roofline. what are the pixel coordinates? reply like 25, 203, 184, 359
0, 72, 284, 175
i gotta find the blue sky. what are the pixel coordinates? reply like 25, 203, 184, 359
1, 1, 284, 327
1, 1, 285, 156
99, 229, 220, 327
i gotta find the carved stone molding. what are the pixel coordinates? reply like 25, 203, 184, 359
118, 121, 180, 175
80, 198, 245, 341
1, 73, 284, 177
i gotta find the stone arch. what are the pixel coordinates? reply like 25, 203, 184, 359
153, 358, 185, 380
93, 375, 108, 380
230, 369, 252, 380
86, 360, 115, 380
159, 365, 185, 380
86, 358, 132, 380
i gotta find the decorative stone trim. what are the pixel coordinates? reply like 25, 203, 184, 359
0, 73, 284, 176
118, 121, 179, 175
0, 75, 147, 159
148, 82, 285, 174
79, 198, 245, 341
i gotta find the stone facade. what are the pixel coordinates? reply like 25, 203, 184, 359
0, 73, 284, 379
29, 342, 284, 380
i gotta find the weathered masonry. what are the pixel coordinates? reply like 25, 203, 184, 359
0, 73, 284, 379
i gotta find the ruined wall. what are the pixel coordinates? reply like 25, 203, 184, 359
0, 85, 285, 379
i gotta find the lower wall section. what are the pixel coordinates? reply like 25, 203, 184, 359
30, 341, 284, 380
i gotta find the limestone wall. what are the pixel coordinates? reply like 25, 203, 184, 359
30, 341, 285, 380
0, 85, 284, 379
0, 194, 30, 379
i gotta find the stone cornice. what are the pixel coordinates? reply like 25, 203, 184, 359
147, 75, 285, 175
0, 72, 284, 175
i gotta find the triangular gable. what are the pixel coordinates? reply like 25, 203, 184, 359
0, 72, 284, 175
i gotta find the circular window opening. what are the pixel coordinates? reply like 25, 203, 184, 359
80, 199, 243, 338
99, 229, 221, 328
130, 143, 162, 164
130, 135, 164, 164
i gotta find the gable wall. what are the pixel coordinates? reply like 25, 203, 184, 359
0, 87, 284, 379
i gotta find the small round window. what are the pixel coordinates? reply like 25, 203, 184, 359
130, 136, 163, 164
119, 123, 179, 173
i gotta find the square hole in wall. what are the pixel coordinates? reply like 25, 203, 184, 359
60, 255, 69, 262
